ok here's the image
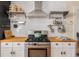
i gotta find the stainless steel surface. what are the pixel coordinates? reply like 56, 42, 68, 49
25, 42, 50, 46
25, 42, 51, 57
28, 1, 48, 18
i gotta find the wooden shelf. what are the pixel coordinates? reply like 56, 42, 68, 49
8, 11, 26, 18
8, 11, 25, 14
49, 11, 69, 19
49, 11, 68, 16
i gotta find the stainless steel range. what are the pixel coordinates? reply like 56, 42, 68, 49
25, 42, 51, 57
25, 42, 50, 46
25, 31, 51, 57
25, 31, 50, 42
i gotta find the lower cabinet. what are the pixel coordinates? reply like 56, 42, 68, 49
1, 42, 25, 57
62, 42, 76, 57
12, 42, 25, 57
1, 47, 12, 57
1, 42, 12, 57
51, 42, 62, 57
1, 42, 76, 57
51, 42, 76, 57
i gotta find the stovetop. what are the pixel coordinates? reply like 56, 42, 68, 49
25, 38, 50, 42
26, 34, 50, 42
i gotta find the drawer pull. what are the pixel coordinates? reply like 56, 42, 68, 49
56, 43, 58, 45
10, 52, 12, 54
61, 52, 63, 55
64, 52, 66, 55
68, 43, 71, 46
13, 52, 15, 54
5, 43, 8, 45
17, 43, 20, 45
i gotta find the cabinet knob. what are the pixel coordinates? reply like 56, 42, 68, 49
61, 52, 63, 55
10, 52, 12, 54
68, 43, 71, 46
64, 52, 66, 55
56, 43, 58, 45
17, 43, 20, 45
13, 52, 15, 54
5, 43, 8, 45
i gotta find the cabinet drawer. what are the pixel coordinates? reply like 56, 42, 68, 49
1, 42, 12, 47
13, 47, 25, 51
63, 42, 76, 47
51, 42, 62, 48
13, 42, 25, 47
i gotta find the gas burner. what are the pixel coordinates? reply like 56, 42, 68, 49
25, 39, 50, 42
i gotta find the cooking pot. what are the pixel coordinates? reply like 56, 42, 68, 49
34, 31, 41, 38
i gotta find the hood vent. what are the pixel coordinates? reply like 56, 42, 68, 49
28, 1, 48, 18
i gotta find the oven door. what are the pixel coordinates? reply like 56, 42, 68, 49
28, 48, 47, 57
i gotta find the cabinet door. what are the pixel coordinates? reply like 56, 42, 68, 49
13, 42, 25, 57
63, 42, 76, 57
1, 47, 12, 57
51, 42, 63, 57
1, 42, 12, 57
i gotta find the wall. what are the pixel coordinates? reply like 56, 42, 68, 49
10, 1, 79, 39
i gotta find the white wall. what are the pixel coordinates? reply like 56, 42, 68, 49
10, 1, 79, 39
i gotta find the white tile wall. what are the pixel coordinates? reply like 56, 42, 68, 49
10, 1, 78, 38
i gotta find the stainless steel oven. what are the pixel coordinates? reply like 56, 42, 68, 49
25, 42, 51, 57
28, 48, 47, 57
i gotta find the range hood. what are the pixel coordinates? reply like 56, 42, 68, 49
28, 1, 48, 18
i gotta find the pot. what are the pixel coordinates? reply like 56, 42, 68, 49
34, 31, 41, 38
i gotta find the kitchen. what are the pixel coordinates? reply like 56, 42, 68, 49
0, 1, 79, 57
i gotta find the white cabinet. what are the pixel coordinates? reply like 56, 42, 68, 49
12, 42, 25, 57
62, 42, 76, 57
1, 42, 12, 57
1, 42, 25, 57
51, 42, 62, 57
1, 47, 12, 57
51, 42, 76, 57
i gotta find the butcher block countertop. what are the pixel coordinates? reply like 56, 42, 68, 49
0, 37, 26, 42
0, 37, 77, 42
49, 37, 77, 42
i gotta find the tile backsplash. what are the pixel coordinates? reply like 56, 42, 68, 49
10, 1, 74, 38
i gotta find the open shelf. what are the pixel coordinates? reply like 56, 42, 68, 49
49, 11, 68, 16
8, 11, 25, 14
49, 11, 69, 19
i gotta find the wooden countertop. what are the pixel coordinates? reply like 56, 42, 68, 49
48, 37, 77, 42
0, 37, 77, 42
0, 37, 26, 42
